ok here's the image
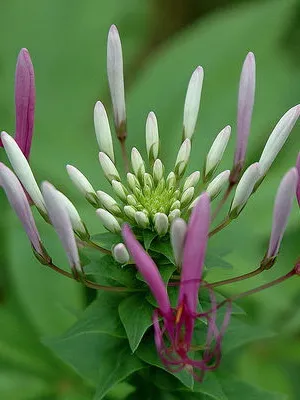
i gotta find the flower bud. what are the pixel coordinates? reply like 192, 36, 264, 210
261, 168, 298, 269
127, 172, 140, 192
206, 170, 230, 200
127, 194, 138, 207
168, 209, 181, 223
166, 172, 176, 189
170, 200, 181, 211
230, 163, 260, 218
97, 190, 121, 216
183, 66, 204, 140
94, 101, 114, 162
135, 211, 149, 228
99, 152, 120, 182
1, 131, 46, 214
112, 243, 130, 264
154, 212, 169, 236
107, 25, 126, 139
111, 180, 128, 202
171, 218, 187, 266
183, 171, 200, 192
188, 196, 199, 211
66, 165, 99, 207
180, 187, 195, 208
96, 208, 121, 233
131, 148, 145, 180
124, 205, 136, 221
146, 111, 159, 164
144, 173, 153, 189
174, 139, 191, 178
259, 105, 300, 177
55, 191, 89, 240
153, 159, 164, 184
205, 125, 231, 180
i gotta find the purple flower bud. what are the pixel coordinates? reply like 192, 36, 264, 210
14, 48, 35, 159
122, 224, 171, 316
296, 152, 300, 207
42, 182, 82, 275
233, 52, 256, 175
264, 168, 298, 264
179, 192, 210, 314
0, 163, 45, 258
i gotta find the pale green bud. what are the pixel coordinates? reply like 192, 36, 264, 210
99, 152, 120, 182
127, 173, 140, 191
188, 196, 199, 211
111, 180, 128, 202
168, 209, 181, 223
205, 125, 231, 180
135, 211, 149, 228
124, 205, 136, 221
94, 101, 115, 162
112, 243, 130, 264
67, 165, 99, 207
146, 111, 159, 164
97, 190, 121, 216
170, 218, 187, 266
206, 170, 230, 200
170, 200, 181, 211
183, 171, 200, 191
131, 147, 145, 180
127, 194, 138, 207
96, 208, 121, 233
180, 187, 195, 208
174, 139, 191, 178
166, 172, 176, 189
153, 159, 164, 184
154, 212, 169, 236
144, 173, 153, 189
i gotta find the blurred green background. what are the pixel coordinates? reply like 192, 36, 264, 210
0, 0, 299, 398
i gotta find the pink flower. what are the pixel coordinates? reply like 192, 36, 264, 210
296, 153, 300, 207
123, 193, 231, 380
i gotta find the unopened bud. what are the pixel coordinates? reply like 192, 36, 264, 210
135, 211, 149, 228
111, 180, 128, 202
66, 165, 99, 207
154, 212, 169, 236
94, 101, 115, 162
183, 66, 204, 139
205, 125, 231, 180
171, 218, 187, 266
153, 159, 164, 184
144, 173, 153, 189
168, 209, 181, 223
166, 172, 176, 189
112, 243, 130, 264
206, 170, 230, 200
230, 163, 260, 218
170, 200, 181, 211
97, 190, 121, 216
174, 139, 191, 178
131, 148, 145, 180
99, 152, 120, 182
183, 171, 200, 192
124, 205, 136, 221
146, 111, 159, 164
127, 194, 138, 207
180, 187, 195, 208
127, 173, 140, 192
96, 208, 121, 233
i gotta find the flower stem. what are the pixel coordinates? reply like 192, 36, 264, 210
85, 239, 111, 254
119, 137, 129, 173
212, 184, 234, 221
208, 265, 264, 288
209, 216, 231, 237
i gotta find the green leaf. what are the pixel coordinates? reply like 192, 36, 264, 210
205, 252, 232, 270
220, 377, 287, 400
143, 230, 158, 250
150, 239, 175, 264
136, 336, 194, 390
91, 233, 123, 251
119, 293, 154, 352
83, 254, 137, 287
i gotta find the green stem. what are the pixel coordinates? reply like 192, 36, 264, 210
209, 216, 231, 237
208, 265, 264, 288
85, 239, 111, 254
211, 183, 234, 221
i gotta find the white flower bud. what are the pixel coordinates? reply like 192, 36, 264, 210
146, 111, 159, 163
99, 152, 120, 182
111, 180, 128, 202
166, 172, 176, 189
183, 171, 200, 192
97, 190, 121, 216
154, 212, 169, 236
112, 243, 130, 264
206, 170, 230, 200
205, 125, 231, 179
135, 211, 149, 228
168, 209, 181, 223
127, 173, 140, 191
188, 196, 199, 211
153, 159, 164, 184
55, 191, 89, 239
259, 105, 300, 177
230, 163, 260, 217
131, 148, 145, 180
1, 132, 46, 214
124, 205, 136, 221
183, 66, 204, 139
96, 208, 121, 233
66, 165, 99, 207
107, 25, 126, 139
94, 101, 115, 162
175, 139, 191, 178
171, 218, 187, 266
180, 187, 195, 208
127, 194, 138, 207
170, 200, 181, 211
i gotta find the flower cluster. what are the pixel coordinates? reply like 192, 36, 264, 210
0, 25, 299, 381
